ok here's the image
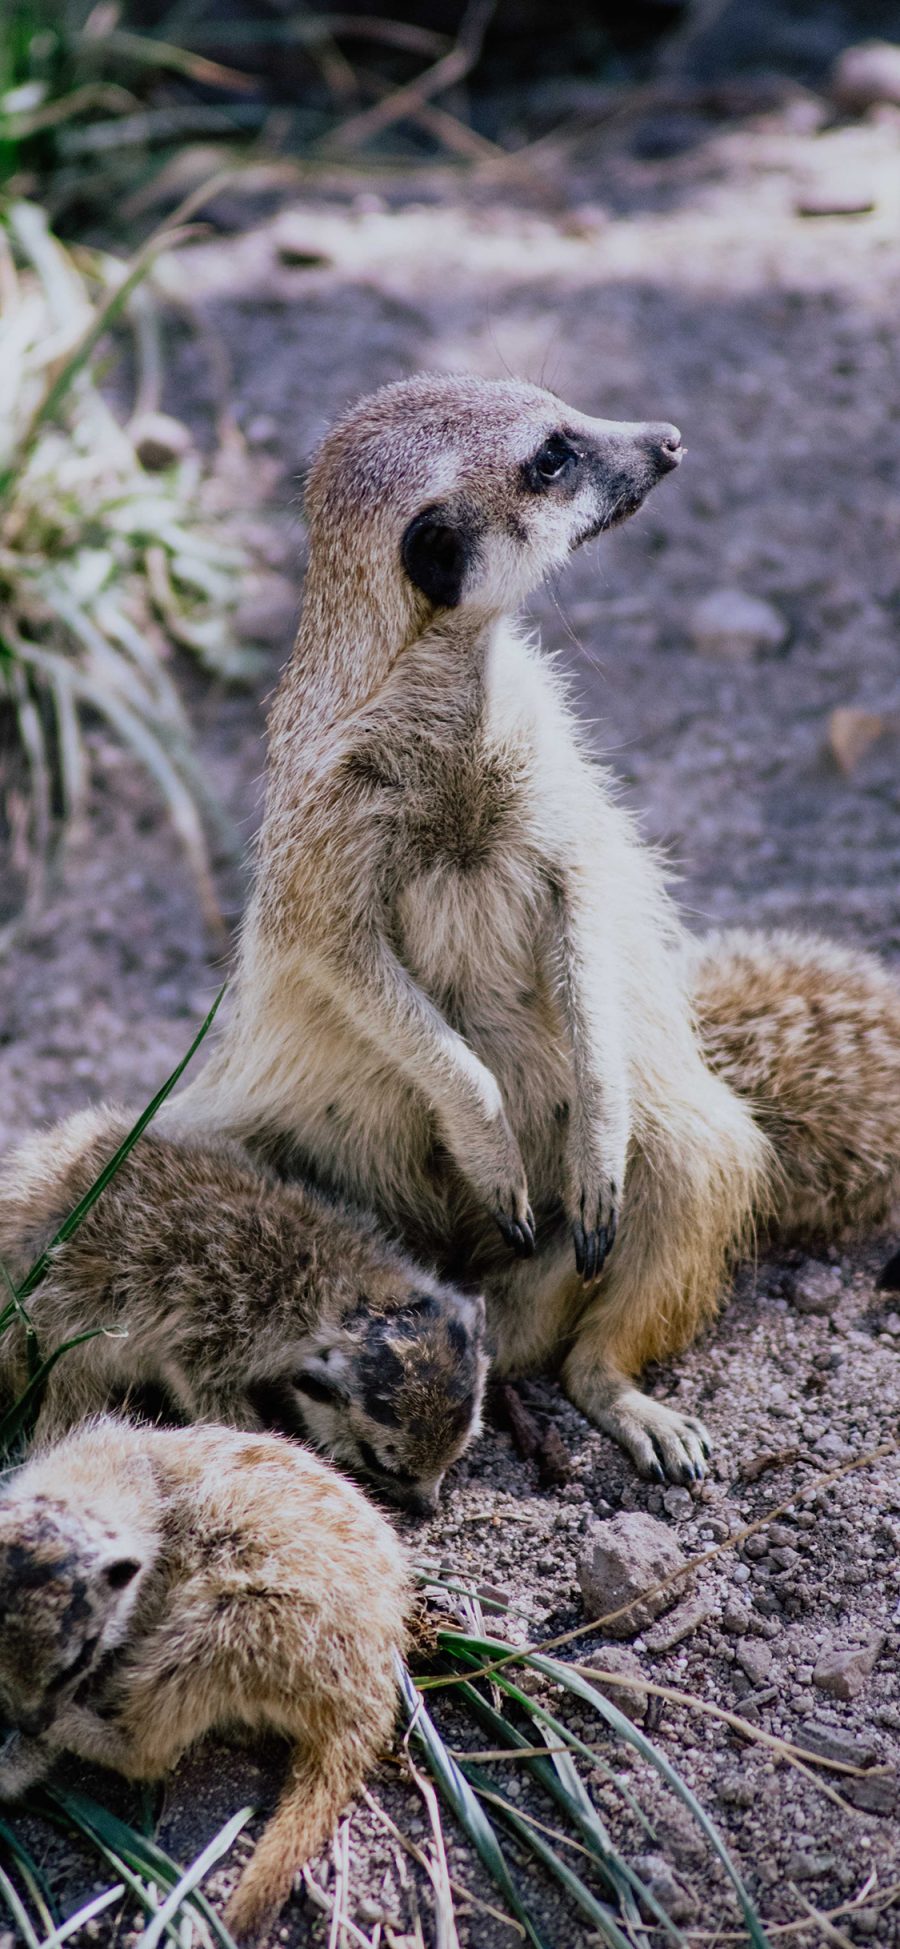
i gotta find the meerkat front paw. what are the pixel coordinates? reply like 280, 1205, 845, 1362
460, 1110, 534, 1255
489, 1147, 535, 1258
566, 1136, 620, 1284
596, 1388, 710, 1486
571, 1183, 618, 1284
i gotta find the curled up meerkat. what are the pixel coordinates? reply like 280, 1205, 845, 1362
157, 371, 900, 1485
0, 1107, 486, 1516
0, 1416, 410, 1944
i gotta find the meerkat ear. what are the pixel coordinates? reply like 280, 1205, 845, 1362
401, 505, 471, 609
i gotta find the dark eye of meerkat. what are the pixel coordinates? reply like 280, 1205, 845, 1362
523, 433, 580, 493
356, 1438, 419, 1489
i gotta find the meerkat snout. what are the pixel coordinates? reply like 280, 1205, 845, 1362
303, 373, 685, 624
646, 423, 684, 471
246, 1287, 488, 1516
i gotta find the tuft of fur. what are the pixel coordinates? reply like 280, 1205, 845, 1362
0, 1417, 410, 1944
0, 1107, 486, 1515
688, 928, 900, 1238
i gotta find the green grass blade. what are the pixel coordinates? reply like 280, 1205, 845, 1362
136, 1804, 252, 1949
461, 1764, 635, 1949
444, 1671, 642, 1922
40, 1785, 241, 1949
0, 1327, 111, 1459
438, 1634, 762, 1941
0, 1817, 57, 1932
33, 1798, 182, 1945
17, 985, 224, 1300
440, 1657, 681, 1947
0, 1858, 41, 1948
397, 1662, 551, 1949
433, 1638, 656, 1838
527, 1652, 772, 1949
0, 201, 195, 494
41, 1881, 125, 1947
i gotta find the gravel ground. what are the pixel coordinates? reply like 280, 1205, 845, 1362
1, 53, 900, 1949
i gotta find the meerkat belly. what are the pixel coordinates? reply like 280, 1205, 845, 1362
396, 852, 573, 1205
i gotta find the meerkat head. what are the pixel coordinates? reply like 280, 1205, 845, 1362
247, 1286, 487, 1518
304, 372, 682, 628
0, 1497, 148, 1740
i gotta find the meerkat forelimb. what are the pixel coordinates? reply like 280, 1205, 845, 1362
161, 372, 899, 1485
0, 1107, 486, 1515
0, 1416, 410, 1943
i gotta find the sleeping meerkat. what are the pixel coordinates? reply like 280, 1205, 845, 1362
157, 370, 900, 1485
0, 1416, 409, 1943
0, 1107, 486, 1516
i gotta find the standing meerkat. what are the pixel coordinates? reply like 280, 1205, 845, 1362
146, 371, 899, 1482
0, 1416, 410, 1944
0, 1107, 486, 1515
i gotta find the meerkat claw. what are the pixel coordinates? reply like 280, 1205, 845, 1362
573, 1221, 613, 1285
495, 1210, 536, 1257
593, 1391, 712, 1485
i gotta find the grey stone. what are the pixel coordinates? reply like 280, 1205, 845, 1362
577, 1512, 690, 1638
785, 1850, 836, 1881
798, 1722, 876, 1769
632, 1854, 696, 1924
785, 1262, 842, 1315
662, 1486, 694, 1519
721, 1598, 751, 1634
813, 1634, 885, 1701
644, 1588, 717, 1652
586, 1644, 648, 1722
735, 1637, 773, 1686
742, 1534, 769, 1560
844, 1770, 898, 1817
690, 588, 788, 661
719, 1771, 755, 1808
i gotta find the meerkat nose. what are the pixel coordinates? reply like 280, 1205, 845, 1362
647, 423, 684, 474
403, 1488, 440, 1521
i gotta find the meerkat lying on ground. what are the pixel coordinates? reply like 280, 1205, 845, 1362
0, 1416, 409, 1943
0, 1107, 486, 1515
159, 371, 900, 1485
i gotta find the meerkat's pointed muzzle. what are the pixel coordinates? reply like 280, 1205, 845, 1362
645, 423, 684, 475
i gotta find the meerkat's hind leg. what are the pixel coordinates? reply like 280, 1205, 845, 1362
580, 1373, 711, 1486
487, 1234, 711, 1484
562, 1078, 770, 1484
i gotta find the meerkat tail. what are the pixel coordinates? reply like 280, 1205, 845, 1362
687, 928, 900, 1239
224, 1754, 358, 1944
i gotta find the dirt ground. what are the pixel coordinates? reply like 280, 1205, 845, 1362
2, 44, 900, 1949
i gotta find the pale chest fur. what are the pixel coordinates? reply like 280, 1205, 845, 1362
379, 623, 582, 1116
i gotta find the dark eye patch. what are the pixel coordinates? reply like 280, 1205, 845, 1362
522, 433, 580, 494
357, 1439, 417, 1489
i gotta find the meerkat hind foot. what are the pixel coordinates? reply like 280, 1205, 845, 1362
593, 1386, 710, 1486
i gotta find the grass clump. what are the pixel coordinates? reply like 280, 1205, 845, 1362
0, 197, 256, 942
0, 2, 262, 224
